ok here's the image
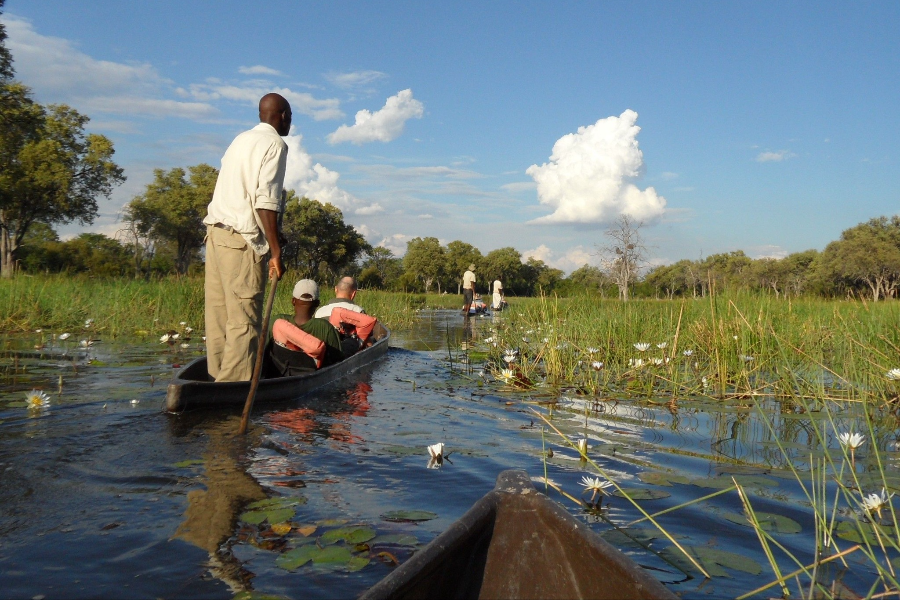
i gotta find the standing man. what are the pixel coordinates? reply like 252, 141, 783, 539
492, 277, 505, 310
203, 93, 291, 381
462, 263, 476, 316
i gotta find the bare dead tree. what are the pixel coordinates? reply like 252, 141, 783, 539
597, 215, 648, 301
115, 208, 156, 279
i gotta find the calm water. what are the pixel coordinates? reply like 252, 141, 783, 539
0, 311, 898, 599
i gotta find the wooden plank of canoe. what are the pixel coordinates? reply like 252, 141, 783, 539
360, 470, 677, 600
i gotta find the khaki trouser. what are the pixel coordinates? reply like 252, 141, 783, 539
204, 225, 266, 381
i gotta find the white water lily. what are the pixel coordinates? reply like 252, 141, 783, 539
84, 319, 94, 328
628, 358, 644, 368
484, 336, 493, 343
887, 368, 900, 381
522, 337, 529, 343
542, 338, 549, 344
862, 488, 895, 519
79, 339, 93, 348
130, 399, 140, 406
740, 355, 754, 363
651, 358, 664, 366
184, 326, 193, 334
580, 475, 613, 503
656, 342, 667, 350
838, 432, 866, 451
577, 438, 588, 455
171, 333, 180, 340
179, 321, 186, 326
503, 349, 518, 363
58, 333, 71, 341
160, 333, 171, 343
633, 343, 650, 352
427, 443, 444, 459
587, 347, 599, 355
25, 389, 50, 410
702, 376, 709, 388
591, 361, 603, 371
682, 349, 693, 357
499, 368, 516, 383
34, 328, 42, 333
180, 343, 190, 349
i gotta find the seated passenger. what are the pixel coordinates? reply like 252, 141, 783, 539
329, 307, 380, 358
314, 276, 366, 319
267, 279, 344, 377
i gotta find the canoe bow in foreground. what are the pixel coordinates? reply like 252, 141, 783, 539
360, 470, 676, 600
166, 327, 389, 412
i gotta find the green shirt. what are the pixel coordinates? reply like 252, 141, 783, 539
270, 314, 344, 366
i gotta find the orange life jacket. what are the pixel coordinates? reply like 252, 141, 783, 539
329, 308, 377, 342
272, 319, 326, 368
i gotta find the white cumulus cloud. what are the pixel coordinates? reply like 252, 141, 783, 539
378, 234, 411, 256
327, 89, 424, 145
283, 129, 382, 216
526, 110, 666, 225
325, 70, 386, 89
187, 83, 343, 121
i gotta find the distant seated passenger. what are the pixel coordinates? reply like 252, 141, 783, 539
329, 307, 379, 358
314, 276, 366, 319
267, 279, 344, 377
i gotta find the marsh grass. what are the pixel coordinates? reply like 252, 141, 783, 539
0, 275, 461, 336
469, 293, 900, 598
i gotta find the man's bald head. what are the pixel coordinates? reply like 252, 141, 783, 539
259, 93, 292, 136
335, 276, 358, 300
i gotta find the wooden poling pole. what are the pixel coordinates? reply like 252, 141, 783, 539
238, 269, 278, 435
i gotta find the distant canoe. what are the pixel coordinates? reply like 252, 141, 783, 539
165, 326, 389, 412
360, 470, 676, 600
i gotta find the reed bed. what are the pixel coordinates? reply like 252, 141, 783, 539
0, 275, 462, 336
478, 293, 900, 405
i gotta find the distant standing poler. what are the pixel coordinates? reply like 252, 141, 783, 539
462, 263, 477, 316
492, 277, 506, 311
203, 93, 291, 382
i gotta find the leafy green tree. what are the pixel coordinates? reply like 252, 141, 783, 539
521, 257, 562, 295
557, 264, 607, 296
444, 241, 482, 293
60, 233, 131, 276
0, 0, 13, 82
817, 217, 900, 301
403, 237, 445, 293
0, 100, 124, 277
481, 247, 524, 295
358, 246, 402, 289
125, 164, 216, 275
281, 195, 370, 282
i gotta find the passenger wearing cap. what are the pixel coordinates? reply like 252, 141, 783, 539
266, 279, 344, 377
462, 263, 477, 316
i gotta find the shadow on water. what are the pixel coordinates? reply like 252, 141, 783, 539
0, 309, 897, 598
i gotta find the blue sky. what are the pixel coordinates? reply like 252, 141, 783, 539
5, 1, 899, 272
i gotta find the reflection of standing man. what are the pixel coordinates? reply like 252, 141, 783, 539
462, 263, 476, 316
203, 93, 291, 381
492, 278, 504, 310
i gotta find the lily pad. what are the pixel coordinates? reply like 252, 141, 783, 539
247, 497, 304, 510
240, 497, 304, 526
172, 459, 204, 468
693, 475, 777, 490
381, 510, 438, 522
318, 518, 348, 527
318, 526, 376, 546
347, 557, 370, 572
600, 527, 666, 549
722, 511, 801, 534
611, 488, 670, 501
381, 445, 421, 456
7, 401, 27, 408
638, 472, 691, 487
661, 545, 763, 578
275, 545, 319, 570
312, 545, 352, 565
836, 520, 897, 544
370, 534, 418, 546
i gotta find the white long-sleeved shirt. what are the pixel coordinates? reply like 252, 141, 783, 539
203, 123, 288, 255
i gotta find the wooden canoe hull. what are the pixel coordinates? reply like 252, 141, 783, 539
165, 328, 389, 412
360, 470, 676, 600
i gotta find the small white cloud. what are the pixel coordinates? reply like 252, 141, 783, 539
749, 245, 788, 259
327, 89, 424, 145
187, 83, 342, 121
283, 128, 381, 215
501, 181, 537, 193
355, 224, 378, 240
755, 150, 796, 163
526, 110, 666, 226
238, 65, 283, 76
522, 245, 595, 274
378, 233, 411, 256
659, 172, 679, 180
417, 214, 433, 219
355, 203, 384, 216
325, 70, 386, 89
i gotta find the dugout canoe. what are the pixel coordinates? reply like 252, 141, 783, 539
360, 470, 676, 600
165, 326, 389, 412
